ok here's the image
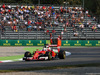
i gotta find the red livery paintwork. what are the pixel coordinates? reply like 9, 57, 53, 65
23, 44, 65, 61
23, 35, 66, 61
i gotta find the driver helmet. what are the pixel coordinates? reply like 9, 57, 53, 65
46, 46, 49, 48
46, 46, 51, 50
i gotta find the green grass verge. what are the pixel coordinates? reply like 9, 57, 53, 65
0, 63, 100, 73
0, 55, 23, 61
0, 47, 43, 61
24, 47, 42, 53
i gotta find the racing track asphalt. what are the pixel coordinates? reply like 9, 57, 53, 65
0, 47, 100, 70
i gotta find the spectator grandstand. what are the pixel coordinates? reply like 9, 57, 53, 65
0, 4, 99, 40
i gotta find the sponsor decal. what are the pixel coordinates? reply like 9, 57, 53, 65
37, 40, 44, 46
96, 41, 100, 46
15, 40, 22, 46
74, 41, 81, 46
3, 40, 11, 46
26, 40, 33, 46
63, 41, 70, 46
85, 41, 92, 46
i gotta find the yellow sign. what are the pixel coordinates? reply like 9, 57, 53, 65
96, 41, 100, 46
17, 40, 19, 43
64, 41, 70, 46
26, 43, 33, 46
40, 40, 42, 43
37, 41, 44, 46
3, 40, 10, 46
77, 41, 79, 43
88, 41, 89, 44
74, 44, 81, 46
15, 40, 22, 46
26, 40, 33, 46
6, 40, 8, 43
74, 41, 81, 46
98, 41, 100, 43
63, 44, 70, 46
15, 43, 22, 46
37, 44, 44, 46
29, 40, 31, 43
85, 41, 92, 46
96, 44, 100, 46
66, 41, 68, 43
85, 44, 92, 46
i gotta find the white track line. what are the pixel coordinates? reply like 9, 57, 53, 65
0, 52, 71, 63
0, 58, 22, 63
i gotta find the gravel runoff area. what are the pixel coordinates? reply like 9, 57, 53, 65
0, 67, 100, 75
0, 47, 26, 57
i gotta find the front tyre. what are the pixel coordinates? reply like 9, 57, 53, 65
45, 52, 52, 60
24, 51, 32, 61
24, 51, 32, 57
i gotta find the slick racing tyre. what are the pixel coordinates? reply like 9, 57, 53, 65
58, 50, 66, 59
24, 51, 32, 57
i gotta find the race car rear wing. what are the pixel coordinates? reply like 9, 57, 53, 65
48, 45, 60, 52
48, 45, 58, 47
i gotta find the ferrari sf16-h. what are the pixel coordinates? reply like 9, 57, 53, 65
23, 44, 68, 61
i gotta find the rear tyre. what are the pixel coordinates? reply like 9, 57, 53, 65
58, 50, 66, 59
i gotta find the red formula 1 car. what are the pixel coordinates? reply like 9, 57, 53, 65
23, 44, 66, 61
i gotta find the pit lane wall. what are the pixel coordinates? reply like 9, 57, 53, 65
0, 40, 100, 46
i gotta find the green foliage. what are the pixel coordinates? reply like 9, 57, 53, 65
40, 0, 65, 5
84, 0, 100, 15
67, 0, 81, 5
